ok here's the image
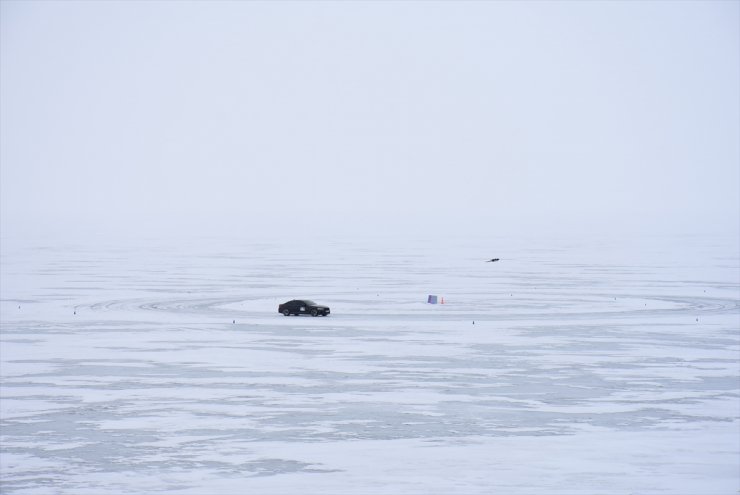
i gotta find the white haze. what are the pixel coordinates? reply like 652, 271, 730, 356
1, 0, 738, 242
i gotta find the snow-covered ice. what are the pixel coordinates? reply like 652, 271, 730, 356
1, 234, 738, 494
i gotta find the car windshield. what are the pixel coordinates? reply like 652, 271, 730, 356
302, 300, 316, 305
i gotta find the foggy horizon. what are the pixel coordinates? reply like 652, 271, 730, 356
1, 1, 738, 242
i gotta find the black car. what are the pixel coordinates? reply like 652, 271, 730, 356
278, 299, 331, 317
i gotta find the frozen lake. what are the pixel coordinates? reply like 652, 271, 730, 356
1, 233, 738, 494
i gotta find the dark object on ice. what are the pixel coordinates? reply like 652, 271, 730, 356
279, 299, 331, 317
486, 258, 500, 262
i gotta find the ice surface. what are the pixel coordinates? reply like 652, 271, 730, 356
1, 234, 738, 494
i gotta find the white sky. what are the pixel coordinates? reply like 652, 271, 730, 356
1, 1, 738, 240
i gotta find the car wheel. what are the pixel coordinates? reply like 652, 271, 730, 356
311, 309, 318, 317
282, 309, 290, 316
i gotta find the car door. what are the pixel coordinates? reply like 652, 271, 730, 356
288, 300, 301, 314
297, 301, 308, 314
